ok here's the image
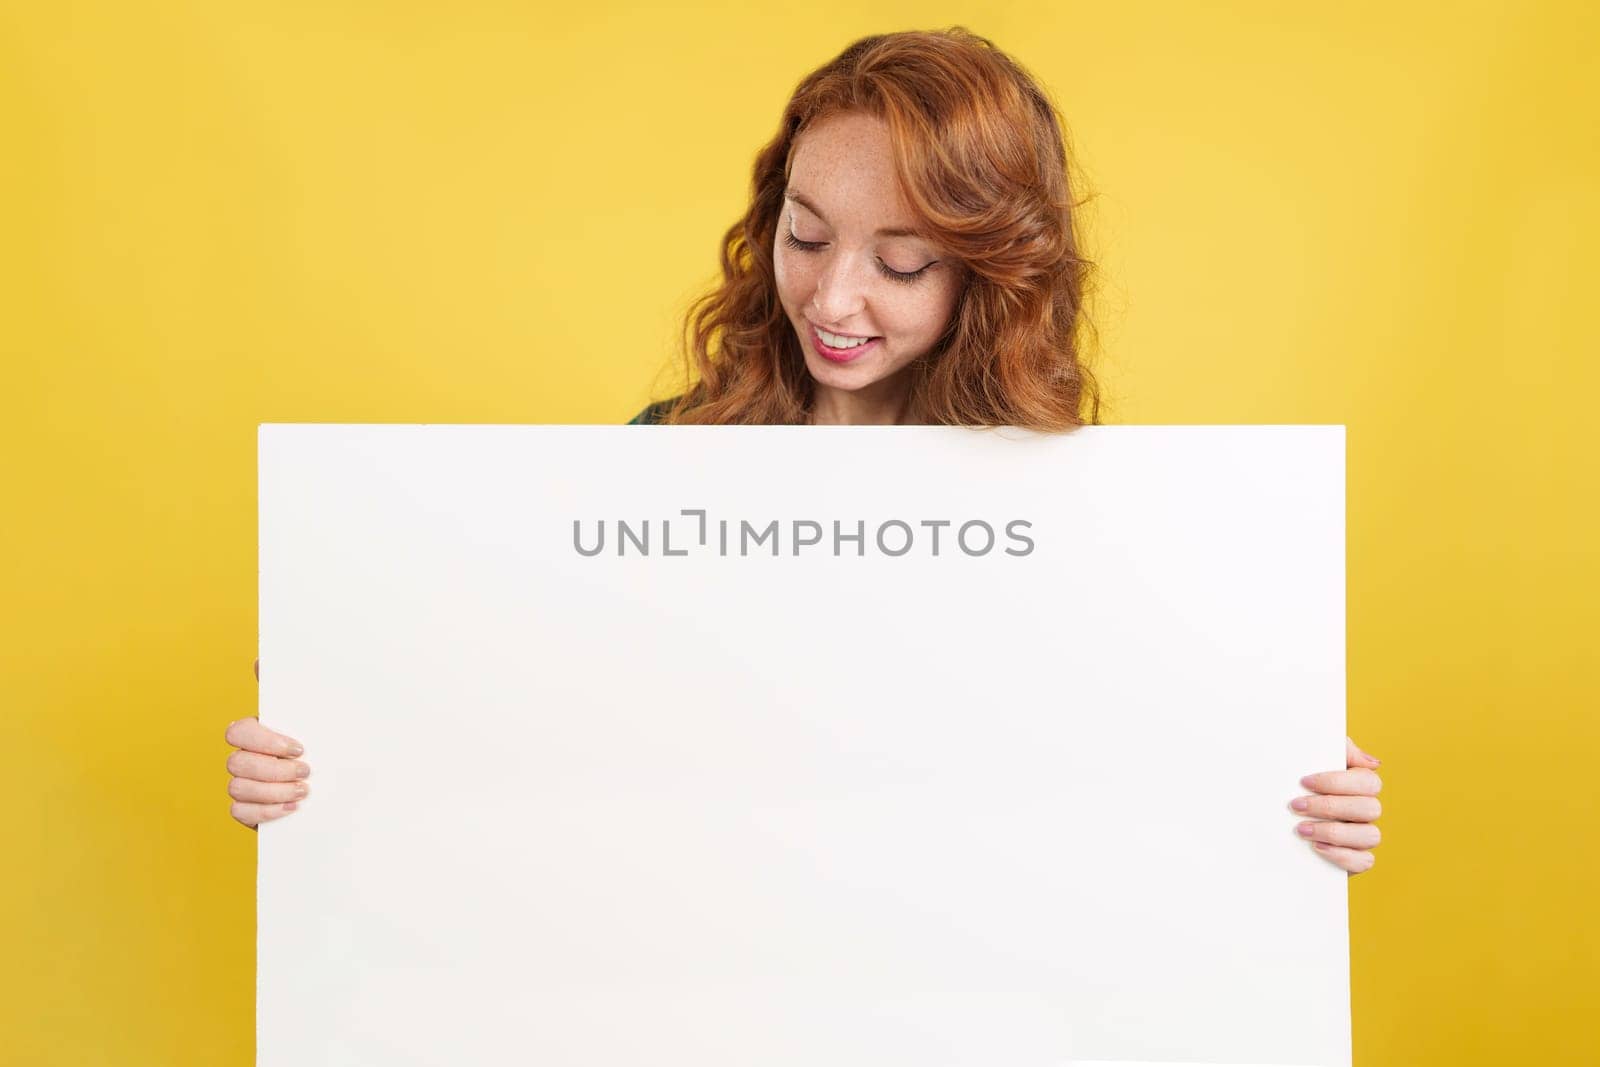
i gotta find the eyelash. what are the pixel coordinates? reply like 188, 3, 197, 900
782, 230, 931, 285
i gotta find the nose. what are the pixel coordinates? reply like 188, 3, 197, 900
808, 249, 870, 325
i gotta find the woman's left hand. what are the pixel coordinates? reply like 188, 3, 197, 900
1291, 736, 1383, 874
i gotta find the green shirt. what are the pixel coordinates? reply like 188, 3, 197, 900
626, 399, 676, 425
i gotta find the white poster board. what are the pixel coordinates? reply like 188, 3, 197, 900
258, 423, 1349, 1067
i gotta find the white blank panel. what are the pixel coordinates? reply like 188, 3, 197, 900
258, 424, 1349, 1067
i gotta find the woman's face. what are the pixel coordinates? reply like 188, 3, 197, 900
774, 111, 964, 402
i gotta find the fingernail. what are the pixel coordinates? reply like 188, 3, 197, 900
284, 801, 298, 812
294, 782, 309, 799
1296, 822, 1316, 837
295, 761, 310, 778
286, 741, 304, 757
1313, 842, 1332, 851
1299, 775, 1316, 788
1291, 797, 1311, 812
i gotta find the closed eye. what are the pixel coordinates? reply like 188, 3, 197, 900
782, 229, 933, 285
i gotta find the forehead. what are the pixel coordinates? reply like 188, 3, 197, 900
786, 112, 917, 230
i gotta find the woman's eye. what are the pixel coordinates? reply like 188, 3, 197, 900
877, 260, 930, 284
781, 230, 931, 285
782, 230, 826, 253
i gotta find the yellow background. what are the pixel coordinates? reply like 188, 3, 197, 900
3, 2, 1595, 1063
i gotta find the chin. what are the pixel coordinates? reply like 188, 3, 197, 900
802, 349, 879, 390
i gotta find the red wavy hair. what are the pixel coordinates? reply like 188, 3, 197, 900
650, 26, 1103, 428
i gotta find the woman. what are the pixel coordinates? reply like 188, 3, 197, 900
225, 28, 1383, 873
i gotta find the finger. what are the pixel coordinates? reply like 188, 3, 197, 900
226, 749, 311, 783
1300, 768, 1382, 796
1345, 736, 1381, 768
230, 800, 299, 828
1290, 793, 1381, 821
228, 776, 310, 805
1296, 819, 1381, 849
224, 716, 304, 758
1312, 841, 1376, 874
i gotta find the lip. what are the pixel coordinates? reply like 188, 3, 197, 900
808, 322, 883, 364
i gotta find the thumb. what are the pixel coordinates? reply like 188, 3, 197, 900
1345, 735, 1380, 768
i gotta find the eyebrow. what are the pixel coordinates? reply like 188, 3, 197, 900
783, 189, 927, 239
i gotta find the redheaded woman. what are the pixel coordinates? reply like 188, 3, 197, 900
226, 28, 1383, 873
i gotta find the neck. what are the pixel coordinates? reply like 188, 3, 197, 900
809, 378, 911, 425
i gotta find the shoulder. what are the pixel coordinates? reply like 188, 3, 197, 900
626, 396, 681, 425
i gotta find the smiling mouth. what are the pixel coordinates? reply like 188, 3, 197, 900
808, 319, 878, 341
808, 323, 883, 363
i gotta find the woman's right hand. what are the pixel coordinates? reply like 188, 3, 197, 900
225, 657, 311, 830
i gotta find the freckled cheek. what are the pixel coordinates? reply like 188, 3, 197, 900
773, 250, 813, 309
909, 284, 962, 344
883, 292, 948, 344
